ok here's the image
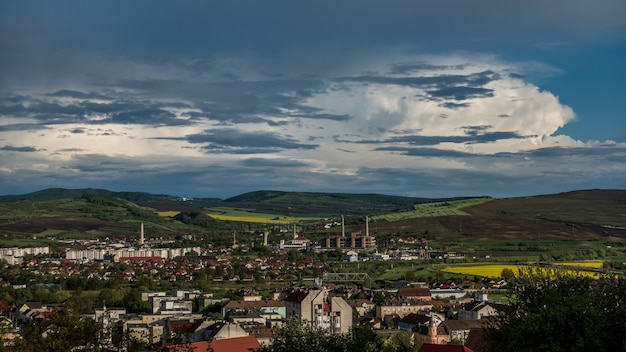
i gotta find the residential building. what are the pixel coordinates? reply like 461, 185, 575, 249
430, 288, 466, 300
163, 335, 260, 352
457, 301, 505, 320
284, 289, 352, 334
376, 299, 433, 319
222, 299, 285, 318
397, 287, 431, 301
443, 319, 483, 344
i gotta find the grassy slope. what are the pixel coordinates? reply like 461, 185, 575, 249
0, 195, 209, 240
0, 188, 625, 245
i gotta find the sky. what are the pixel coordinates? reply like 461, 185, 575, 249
0, 1, 625, 199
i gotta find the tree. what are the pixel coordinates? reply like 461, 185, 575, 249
257, 319, 421, 352
12, 311, 102, 352
372, 291, 386, 305
388, 330, 419, 352
349, 324, 385, 352
257, 318, 351, 352
487, 266, 625, 352
499, 268, 515, 284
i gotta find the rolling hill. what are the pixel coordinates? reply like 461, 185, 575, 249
0, 188, 624, 243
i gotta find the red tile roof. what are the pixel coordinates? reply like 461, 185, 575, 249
284, 290, 309, 303
418, 344, 474, 352
162, 335, 260, 352
398, 287, 431, 298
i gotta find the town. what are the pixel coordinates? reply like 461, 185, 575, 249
0, 188, 624, 352
0, 221, 516, 352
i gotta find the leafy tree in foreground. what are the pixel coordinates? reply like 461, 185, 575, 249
487, 266, 625, 352
257, 319, 419, 352
257, 318, 351, 352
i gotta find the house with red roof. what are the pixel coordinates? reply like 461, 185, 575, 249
418, 344, 474, 352
398, 287, 432, 301
162, 335, 260, 352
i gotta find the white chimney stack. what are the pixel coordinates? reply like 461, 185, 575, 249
341, 215, 345, 237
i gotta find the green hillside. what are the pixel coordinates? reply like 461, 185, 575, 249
224, 190, 479, 215
0, 188, 176, 203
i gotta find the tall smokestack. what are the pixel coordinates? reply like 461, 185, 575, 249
341, 215, 345, 237
233, 231, 237, 247
366, 216, 369, 237
140, 223, 145, 246
293, 224, 297, 239
263, 231, 268, 247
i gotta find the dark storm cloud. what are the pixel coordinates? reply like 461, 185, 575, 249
440, 102, 470, 109
109, 108, 179, 125
523, 145, 626, 158
0, 94, 192, 126
240, 158, 309, 168
47, 89, 111, 100
375, 146, 476, 158
341, 70, 499, 89
508, 73, 526, 79
0, 145, 37, 152
300, 113, 351, 121
376, 144, 626, 161
0, 145, 39, 152
112, 78, 332, 125
200, 146, 282, 154
0, 124, 49, 131
181, 129, 318, 151
0, 1, 624, 199
390, 63, 467, 75
84, 78, 349, 128
61, 159, 127, 173
427, 86, 494, 101
340, 131, 525, 146
2, 1, 622, 59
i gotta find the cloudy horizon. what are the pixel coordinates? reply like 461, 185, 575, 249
1, 1, 624, 199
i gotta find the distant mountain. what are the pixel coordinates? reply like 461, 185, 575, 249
223, 190, 477, 215
0, 188, 480, 215
0, 188, 181, 203
0, 188, 624, 241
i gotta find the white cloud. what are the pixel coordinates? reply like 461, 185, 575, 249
0, 50, 623, 197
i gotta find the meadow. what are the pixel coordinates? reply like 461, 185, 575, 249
205, 207, 323, 224
369, 197, 491, 222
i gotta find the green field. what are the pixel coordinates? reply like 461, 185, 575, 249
370, 197, 491, 222
206, 207, 324, 224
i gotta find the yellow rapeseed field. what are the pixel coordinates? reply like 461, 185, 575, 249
156, 211, 181, 217
441, 264, 601, 279
441, 264, 524, 278
207, 213, 298, 224
554, 261, 604, 269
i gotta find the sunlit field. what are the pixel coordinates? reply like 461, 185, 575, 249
206, 207, 323, 224
554, 261, 605, 269
441, 263, 602, 279
156, 211, 181, 217
155, 206, 324, 224
370, 197, 491, 222
441, 264, 524, 278
207, 213, 298, 224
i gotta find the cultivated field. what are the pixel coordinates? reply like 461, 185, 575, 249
205, 207, 322, 224
370, 197, 491, 222
440, 263, 605, 279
